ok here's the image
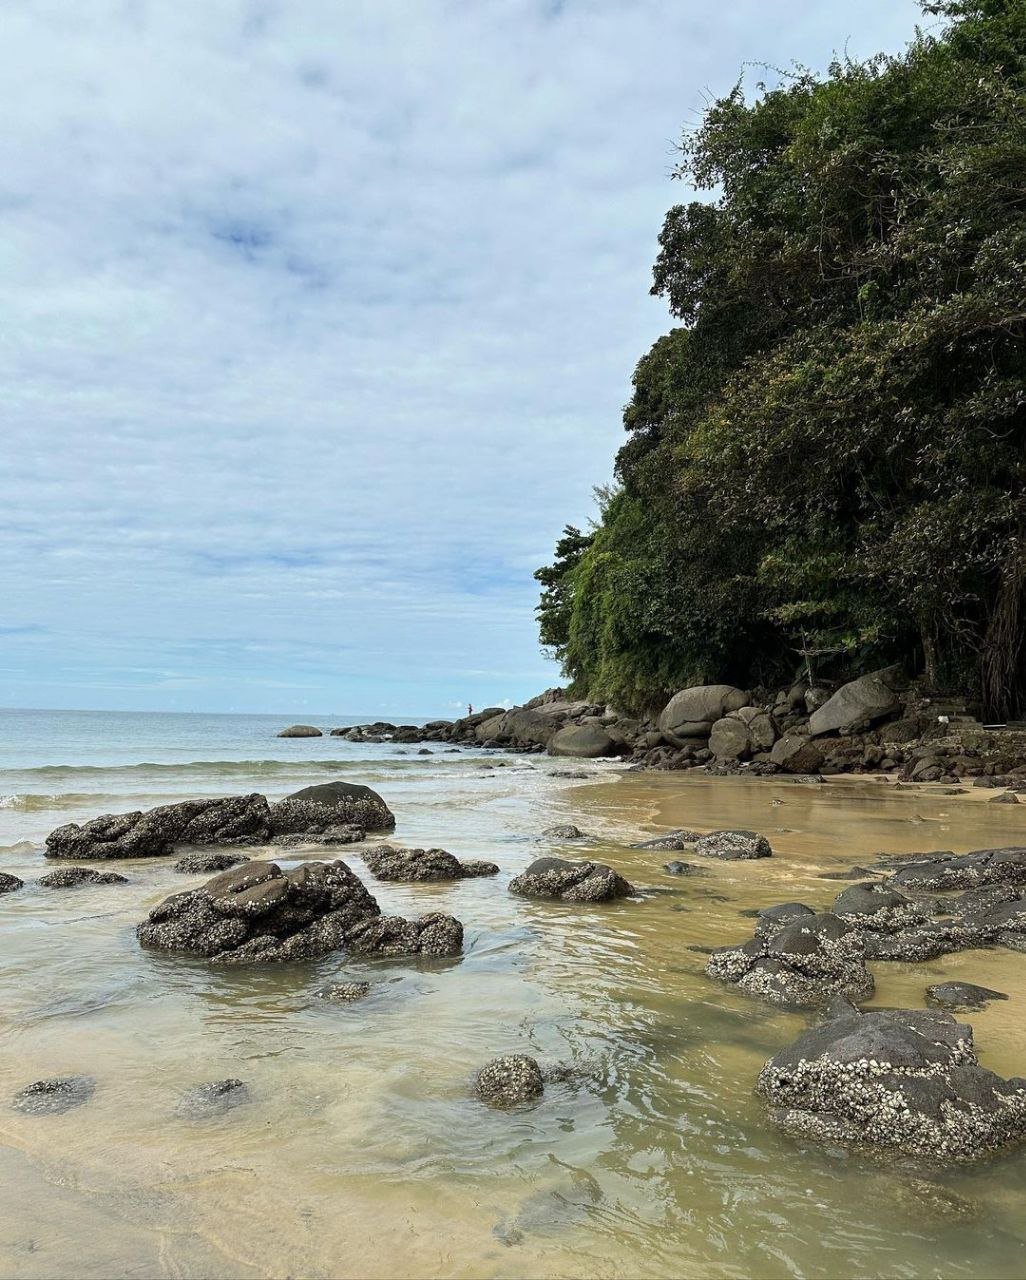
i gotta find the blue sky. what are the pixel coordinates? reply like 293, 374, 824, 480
2, 0, 926, 717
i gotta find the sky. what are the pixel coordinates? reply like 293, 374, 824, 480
1, 0, 927, 717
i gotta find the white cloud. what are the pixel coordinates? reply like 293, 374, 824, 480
0, 0, 925, 713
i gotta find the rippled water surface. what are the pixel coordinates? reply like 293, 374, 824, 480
3, 708, 1026, 1278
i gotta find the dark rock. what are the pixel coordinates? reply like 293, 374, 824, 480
174, 851, 252, 874
886, 847, 1026, 893
663, 860, 702, 876
362, 845, 498, 882
176, 1078, 251, 1118
706, 912, 873, 1008
475, 1055, 545, 1108
757, 1007, 1026, 1163
819, 866, 879, 881
541, 823, 589, 840
273, 824, 365, 848
46, 794, 272, 860
990, 791, 1020, 804
632, 829, 702, 850
831, 882, 929, 932
277, 724, 322, 737
316, 981, 371, 1002
694, 829, 772, 860
809, 665, 907, 737
509, 856, 633, 903
13, 1076, 95, 1115
753, 902, 815, 937
267, 781, 394, 835
549, 770, 589, 779
0, 872, 25, 894
37, 866, 129, 888
926, 982, 1009, 1011
137, 858, 462, 963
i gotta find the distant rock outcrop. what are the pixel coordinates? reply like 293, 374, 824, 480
277, 724, 323, 737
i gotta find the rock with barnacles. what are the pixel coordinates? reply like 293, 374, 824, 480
37, 867, 128, 888
362, 845, 498, 882
694, 829, 773, 860
509, 856, 633, 903
757, 1006, 1026, 1163
0, 872, 25, 895
475, 1055, 545, 1108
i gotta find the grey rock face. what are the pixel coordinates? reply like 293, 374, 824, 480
707, 911, 873, 1008
13, 1076, 95, 1115
37, 866, 129, 888
757, 1007, 1026, 1163
277, 724, 322, 737
362, 845, 498, 882
926, 982, 1009, 1011
137, 858, 462, 963
46, 794, 273, 860
0, 872, 24, 894
770, 735, 826, 774
659, 685, 750, 746
709, 715, 752, 761
808, 665, 907, 737
509, 856, 633, 903
475, 1055, 545, 1108
267, 781, 395, 835
694, 829, 773, 860
174, 851, 252, 874
176, 1078, 251, 1118
547, 724, 618, 758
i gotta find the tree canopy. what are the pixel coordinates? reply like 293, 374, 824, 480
536, 0, 1026, 717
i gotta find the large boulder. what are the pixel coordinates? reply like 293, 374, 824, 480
136, 859, 462, 964
509, 856, 633, 902
757, 1006, 1026, 1163
277, 724, 322, 738
362, 845, 498, 882
659, 685, 750, 746
267, 781, 394, 834
769, 735, 826, 774
808, 665, 907, 737
709, 716, 751, 761
547, 724, 618, 758
45, 795, 273, 860
694, 829, 773, 860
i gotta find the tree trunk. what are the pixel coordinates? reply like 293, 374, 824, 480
981, 549, 1026, 721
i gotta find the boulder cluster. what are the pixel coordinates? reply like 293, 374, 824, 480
44, 782, 395, 860
324, 667, 1026, 778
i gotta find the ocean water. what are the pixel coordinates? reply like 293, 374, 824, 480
2, 709, 1026, 1278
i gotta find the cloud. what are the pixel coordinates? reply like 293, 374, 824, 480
0, 0, 925, 713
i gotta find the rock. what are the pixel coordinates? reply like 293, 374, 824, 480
316, 981, 371, 1002
176, 1079, 250, 1118
831, 882, 929, 932
46, 794, 273, 860
274, 824, 366, 848
886, 847, 1026, 892
267, 781, 394, 835
706, 912, 873, 1008
809, 665, 907, 737
770, 735, 826, 774
747, 712, 778, 752
990, 791, 1020, 804
709, 716, 751, 761
0, 872, 24, 894
632, 829, 702, 850
694, 829, 772, 860
819, 866, 880, 880
475, 1055, 545, 1108
509, 856, 633, 902
137, 858, 463, 963
659, 685, 750, 746
547, 725, 618, 758
663, 861, 702, 876
541, 824, 589, 840
926, 982, 1009, 1011
37, 867, 129, 888
549, 769, 589, 779
756, 1007, 1026, 1163
277, 724, 322, 737
174, 852, 252, 874
13, 1076, 95, 1115
362, 845, 498, 881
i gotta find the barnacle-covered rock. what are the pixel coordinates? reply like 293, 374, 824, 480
362, 845, 498, 882
509, 856, 633, 903
475, 1055, 545, 1107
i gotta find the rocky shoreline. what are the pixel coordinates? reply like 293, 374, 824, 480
295, 668, 1026, 792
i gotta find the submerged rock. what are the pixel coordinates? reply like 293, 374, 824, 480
362, 845, 498, 882
475, 1055, 545, 1108
176, 1078, 251, 1118
277, 724, 322, 737
694, 829, 773, 860
632, 829, 702, 851
173, 851, 252, 874
0, 872, 25, 894
926, 982, 1009, 1011
267, 781, 394, 835
37, 867, 128, 888
136, 859, 462, 963
509, 856, 633, 903
13, 1076, 95, 1115
316, 981, 371, 1003
541, 824, 589, 840
663, 860, 702, 876
46, 794, 273, 860
757, 1006, 1026, 1163
707, 911, 873, 1008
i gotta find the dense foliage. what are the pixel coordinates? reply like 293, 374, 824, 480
536, 0, 1026, 717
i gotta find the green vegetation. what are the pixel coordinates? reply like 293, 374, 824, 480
536, 0, 1026, 717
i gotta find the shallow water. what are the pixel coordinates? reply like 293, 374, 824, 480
3, 710, 1026, 1278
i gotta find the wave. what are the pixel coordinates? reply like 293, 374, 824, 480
0, 757, 419, 780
